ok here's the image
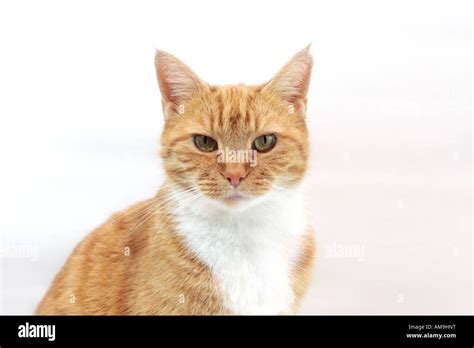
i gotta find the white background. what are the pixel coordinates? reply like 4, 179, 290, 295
0, 0, 472, 314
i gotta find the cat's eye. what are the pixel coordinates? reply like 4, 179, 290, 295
193, 134, 218, 152
252, 134, 277, 153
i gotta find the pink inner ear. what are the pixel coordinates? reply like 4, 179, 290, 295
155, 50, 205, 107
263, 47, 313, 104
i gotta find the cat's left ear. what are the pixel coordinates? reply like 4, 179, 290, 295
262, 46, 313, 108
154, 50, 207, 117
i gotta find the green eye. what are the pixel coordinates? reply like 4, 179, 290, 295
193, 135, 218, 152
252, 134, 277, 153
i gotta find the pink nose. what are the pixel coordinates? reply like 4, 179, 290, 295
222, 165, 247, 187
225, 173, 245, 188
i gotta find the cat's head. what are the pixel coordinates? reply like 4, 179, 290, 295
155, 47, 312, 209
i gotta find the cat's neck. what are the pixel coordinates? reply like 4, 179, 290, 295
165, 183, 308, 314
165, 183, 308, 256
167, 184, 306, 234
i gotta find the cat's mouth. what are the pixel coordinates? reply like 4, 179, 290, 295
222, 191, 250, 204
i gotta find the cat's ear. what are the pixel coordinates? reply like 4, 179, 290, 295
154, 50, 207, 115
262, 46, 313, 106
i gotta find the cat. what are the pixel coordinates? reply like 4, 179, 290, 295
36, 46, 315, 315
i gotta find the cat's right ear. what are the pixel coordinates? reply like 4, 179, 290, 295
262, 46, 313, 110
154, 50, 206, 117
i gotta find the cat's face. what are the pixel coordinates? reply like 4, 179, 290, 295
156, 48, 312, 209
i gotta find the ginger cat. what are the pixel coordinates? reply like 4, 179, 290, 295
36, 47, 315, 315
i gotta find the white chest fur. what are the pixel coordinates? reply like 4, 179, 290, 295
169, 187, 307, 314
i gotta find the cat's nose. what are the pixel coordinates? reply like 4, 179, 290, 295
226, 173, 245, 188
221, 165, 247, 188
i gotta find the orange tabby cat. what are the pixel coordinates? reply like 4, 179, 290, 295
36, 47, 315, 315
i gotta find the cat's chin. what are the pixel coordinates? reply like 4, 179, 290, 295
223, 192, 248, 201
221, 193, 250, 206
211, 191, 268, 212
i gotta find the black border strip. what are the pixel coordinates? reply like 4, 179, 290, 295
0, 315, 472, 346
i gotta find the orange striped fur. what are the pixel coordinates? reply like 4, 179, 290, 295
36, 47, 315, 315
